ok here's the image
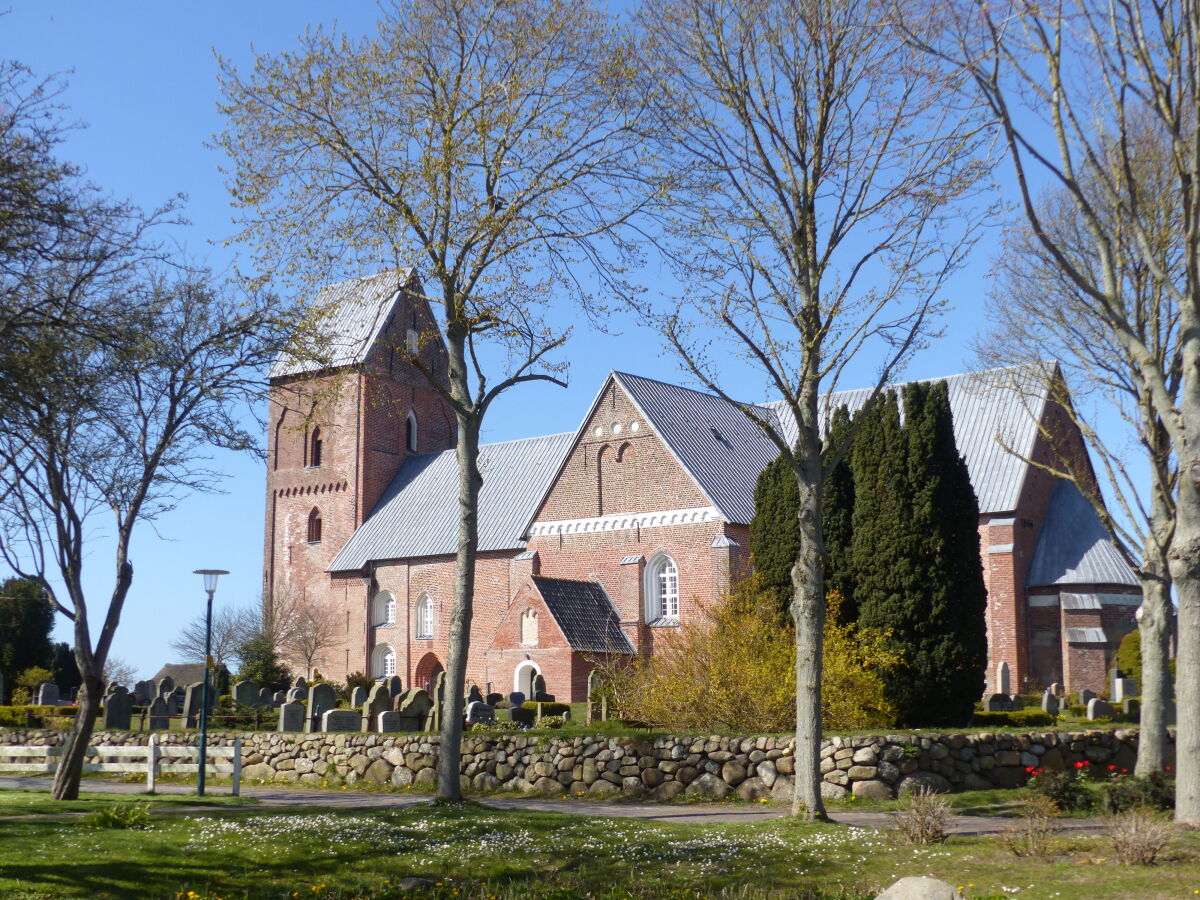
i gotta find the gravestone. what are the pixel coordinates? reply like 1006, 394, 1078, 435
182, 682, 211, 728
286, 686, 305, 704
1078, 689, 1096, 707
424, 672, 446, 733
377, 710, 402, 732
272, 690, 286, 706
486, 692, 504, 707
292, 676, 308, 693
1087, 697, 1114, 720
163, 690, 180, 716
350, 685, 368, 708
507, 691, 526, 708
278, 701, 304, 732
1123, 698, 1141, 719
35, 683, 61, 707
147, 696, 169, 730
466, 701, 495, 725
394, 689, 432, 731
1113, 678, 1138, 703
321, 708, 361, 732
534, 692, 555, 703
1040, 689, 1059, 715
385, 675, 404, 698
233, 680, 261, 708
362, 682, 391, 732
532, 673, 546, 696
466, 685, 484, 705
306, 682, 337, 733
995, 661, 1010, 696
984, 693, 1014, 712
156, 676, 175, 699
259, 686, 275, 707
101, 686, 133, 730
133, 680, 155, 705
508, 706, 536, 728
1049, 682, 1065, 697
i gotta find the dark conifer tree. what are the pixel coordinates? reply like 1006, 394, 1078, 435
749, 454, 801, 618
50, 642, 82, 694
0, 577, 54, 699
822, 405, 856, 622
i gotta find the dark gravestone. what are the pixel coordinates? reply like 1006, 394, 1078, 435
285, 686, 305, 704
394, 689, 432, 732
278, 701, 304, 732
1040, 689, 1059, 716
156, 676, 175, 699
1123, 698, 1141, 720
508, 706, 536, 728
35, 683, 61, 707
467, 685, 484, 705
363, 682, 391, 732
321, 709, 360, 732
385, 675, 404, 698
272, 690, 286, 706
587, 670, 604, 724
133, 680, 155, 705
1078, 689, 1096, 707
259, 686, 275, 707
377, 710, 402, 732
984, 693, 1014, 712
534, 692, 555, 703
466, 701, 495, 725
101, 686, 133, 730
233, 680, 261, 708
182, 682, 205, 727
292, 676, 308, 693
350, 685, 368, 709
532, 673, 546, 696
307, 682, 337, 733
147, 696, 169, 730
507, 691, 526, 708
486, 692, 504, 707
1113, 678, 1138, 703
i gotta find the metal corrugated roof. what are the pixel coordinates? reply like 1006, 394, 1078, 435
328, 432, 574, 571
270, 270, 412, 378
1066, 627, 1108, 644
1027, 480, 1138, 588
1061, 592, 1103, 610
614, 364, 1051, 523
532, 576, 635, 654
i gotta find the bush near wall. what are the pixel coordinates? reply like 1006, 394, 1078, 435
0, 705, 79, 728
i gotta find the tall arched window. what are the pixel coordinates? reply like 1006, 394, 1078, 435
372, 643, 397, 678
373, 591, 396, 627
415, 594, 434, 639
309, 427, 323, 468
644, 553, 679, 624
405, 411, 418, 452
307, 507, 323, 543
520, 608, 538, 646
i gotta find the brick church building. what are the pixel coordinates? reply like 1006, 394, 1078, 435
264, 271, 1140, 701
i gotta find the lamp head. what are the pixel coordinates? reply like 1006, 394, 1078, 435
193, 569, 229, 593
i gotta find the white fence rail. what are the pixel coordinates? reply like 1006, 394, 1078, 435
0, 735, 242, 794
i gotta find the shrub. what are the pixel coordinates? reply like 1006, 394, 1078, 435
971, 710, 1055, 728
892, 787, 950, 845
1026, 767, 1092, 813
80, 803, 151, 830
1097, 771, 1175, 814
1108, 808, 1174, 865
536, 715, 567, 729
0, 705, 80, 728
522, 701, 570, 717
999, 794, 1059, 858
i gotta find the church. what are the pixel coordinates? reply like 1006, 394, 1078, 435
263, 271, 1141, 702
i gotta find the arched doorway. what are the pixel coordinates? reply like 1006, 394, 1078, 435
414, 651, 443, 693
513, 660, 540, 697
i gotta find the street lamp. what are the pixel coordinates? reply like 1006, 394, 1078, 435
193, 569, 228, 797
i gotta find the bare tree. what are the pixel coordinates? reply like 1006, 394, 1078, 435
102, 656, 136, 689
909, 0, 1199, 821
974, 126, 1181, 775
636, 0, 990, 818
216, 0, 663, 800
169, 605, 260, 670
278, 597, 341, 680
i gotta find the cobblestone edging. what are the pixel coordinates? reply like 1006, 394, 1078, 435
0, 727, 1168, 800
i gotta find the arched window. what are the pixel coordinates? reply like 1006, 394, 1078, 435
405, 411, 418, 452
307, 507, 323, 543
372, 643, 397, 678
415, 594, 434, 639
520, 608, 538, 646
309, 427, 323, 468
373, 591, 396, 627
644, 553, 679, 624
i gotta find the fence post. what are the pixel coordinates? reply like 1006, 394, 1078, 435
232, 737, 242, 797
147, 734, 159, 794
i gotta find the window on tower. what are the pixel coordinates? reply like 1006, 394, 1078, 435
307, 507, 322, 544
309, 427, 323, 468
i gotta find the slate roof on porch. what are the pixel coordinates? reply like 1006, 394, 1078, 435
1027, 479, 1139, 588
532, 576, 635, 655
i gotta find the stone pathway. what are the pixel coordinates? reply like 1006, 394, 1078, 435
0, 776, 1106, 834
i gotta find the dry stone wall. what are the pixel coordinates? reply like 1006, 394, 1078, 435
0, 727, 1164, 800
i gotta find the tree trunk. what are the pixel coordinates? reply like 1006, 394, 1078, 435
1172, 470, 1200, 823
1134, 556, 1171, 777
790, 464, 827, 820
436, 413, 481, 802
51, 673, 101, 800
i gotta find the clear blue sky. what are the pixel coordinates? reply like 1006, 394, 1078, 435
2, 2, 1004, 680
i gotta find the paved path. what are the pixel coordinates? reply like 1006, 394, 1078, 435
0, 776, 1104, 834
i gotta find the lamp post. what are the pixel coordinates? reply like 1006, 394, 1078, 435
193, 569, 228, 796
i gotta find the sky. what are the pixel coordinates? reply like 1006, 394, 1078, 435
1, 2, 1015, 680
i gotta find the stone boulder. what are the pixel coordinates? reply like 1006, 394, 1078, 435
896, 771, 953, 796
685, 772, 730, 799
874, 876, 957, 900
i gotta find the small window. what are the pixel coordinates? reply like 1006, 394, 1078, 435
372, 643, 397, 678
374, 591, 396, 627
307, 508, 323, 544
309, 427, 323, 468
415, 594, 434, 639
383, 648, 396, 677
405, 411, 418, 452
644, 553, 679, 624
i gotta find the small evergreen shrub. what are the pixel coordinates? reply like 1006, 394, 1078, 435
971, 710, 1055, 728
0, 705, 80, 727
1097, 771, 1175, 814
522, 701, 570, 716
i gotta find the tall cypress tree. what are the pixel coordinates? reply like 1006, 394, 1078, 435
750, 454, 801, 618
0, 577, 54, 700
822, 405, 857, 622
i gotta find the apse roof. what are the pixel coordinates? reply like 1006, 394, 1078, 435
1027, 479, 1139, 588
532, 576, 635, 654
327, 431, 574, 571
270, 269, 412, 379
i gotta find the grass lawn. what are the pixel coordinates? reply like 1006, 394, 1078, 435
0, 789, 254, 816
0, 796, 1196, 899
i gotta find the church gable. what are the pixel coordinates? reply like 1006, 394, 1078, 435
532, 376, 713, 527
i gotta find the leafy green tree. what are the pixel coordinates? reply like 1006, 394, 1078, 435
0, 577, 52, 698
235, 632, 291, 692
